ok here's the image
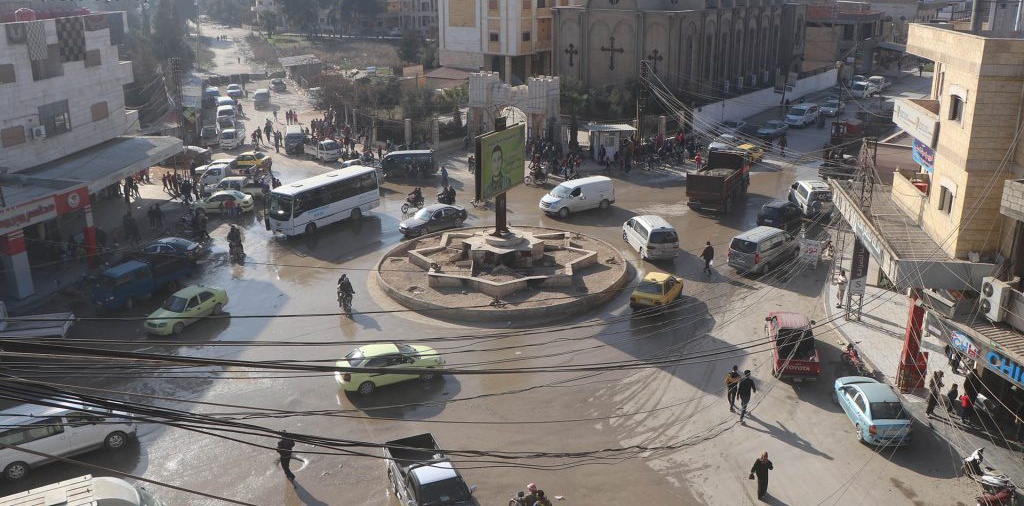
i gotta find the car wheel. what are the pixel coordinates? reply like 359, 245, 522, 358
454, 219, 464, 227
420, 371, 438, 381
357, 381, 375, 395
831, 391, 839, 405
856, 425, 865, 443
351, 207, 362, 221
172, 322, 185, 335
212, 303, 223, 315
623, 231, 629, 243
639, 248, 646, 260
4, 462, 28, 481
558, 207, 570, 218
105, 431, 129, 450
599, 199, 610, 210
305, 223, 317, 236
417, 227, 428, 237
761, 259, 772, 276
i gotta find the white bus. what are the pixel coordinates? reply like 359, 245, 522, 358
268, 165, 380, 237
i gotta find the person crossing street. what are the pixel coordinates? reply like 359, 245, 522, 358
738, 370, 756, 422
725, 365, 741, 412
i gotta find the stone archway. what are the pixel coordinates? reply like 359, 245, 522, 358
468, 72, 561, 144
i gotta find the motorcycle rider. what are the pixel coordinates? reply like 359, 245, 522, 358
337, 274, 355, 306
408, 187, 424, 207
227, 224, 244, 258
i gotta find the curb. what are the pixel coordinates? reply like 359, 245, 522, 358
375, 226, 632, 324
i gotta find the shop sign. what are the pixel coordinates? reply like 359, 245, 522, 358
950, 330, 981, 360
0, 186, 89, 236
849, 239, 870, 295
893, 100, 940, 147
986, 349, 1024, 389
912, 138, 935, 172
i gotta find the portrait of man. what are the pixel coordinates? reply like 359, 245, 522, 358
486, 144, 511, 195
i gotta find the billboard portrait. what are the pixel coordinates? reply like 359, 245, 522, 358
476, 123, 525, 201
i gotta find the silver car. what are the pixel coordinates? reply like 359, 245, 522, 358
727, 226, 800, 275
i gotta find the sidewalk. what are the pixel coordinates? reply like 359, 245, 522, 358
822, 266, 1024, 484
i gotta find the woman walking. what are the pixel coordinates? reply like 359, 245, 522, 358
749, 451, 774, 500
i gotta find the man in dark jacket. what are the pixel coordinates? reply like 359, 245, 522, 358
725, 365, 741, 412
277, 432, 296, 480
738, 370, 756, 422
700, 241, 715, 275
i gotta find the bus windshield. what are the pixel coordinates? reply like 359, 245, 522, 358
269, 194, 293, 219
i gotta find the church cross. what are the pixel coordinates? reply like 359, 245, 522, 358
565, 44, 578, 67
600, 37, 625, 71
647, 49, 664, 74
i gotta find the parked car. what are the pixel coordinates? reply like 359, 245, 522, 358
629, 272, 684, 311
821, 99, 846, 117
785, 103, 820, 128
225, 83, 242, 99
788, 179, 834, 217
757, 120, 788, 139
756, 201, 803, 232
833, 376, 913, 447
136, 237, 206, 263
721, 120, 747, 134
399, 203, 468, 237
335, 342, 444, 395
215, 96, 237, 111
850, 81, 878, 99
192, 190, 254, 215
203, 176, 266, 198
727, 226, 800, 276
199, 126, 219, 148
145, 284, 228, 335
270, 78, 287, 92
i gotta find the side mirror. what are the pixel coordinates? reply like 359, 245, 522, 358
469, 486, 477, 494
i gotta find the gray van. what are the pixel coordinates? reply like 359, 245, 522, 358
253, 88, 271, 109
381, 150, 436, 177
284, 125, 305, 154
727, 226, 800, 275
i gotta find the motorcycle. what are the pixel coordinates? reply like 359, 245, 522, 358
508, 491, 528, 506
964, 448, 1017, 505
437, 192, 455, 205
401, 195, 424, 214
841, 342, 870, 376
228, 241, 245, 264
337, 287, 353, 315
524, 170, 547, 186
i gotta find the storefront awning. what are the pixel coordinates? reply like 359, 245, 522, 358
876, 41, 908, 52
832, 179, 996, 290
580, 123, 636, 133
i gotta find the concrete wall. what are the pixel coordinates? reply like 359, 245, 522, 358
692, 68, 838, 133
0, 14, 133, 171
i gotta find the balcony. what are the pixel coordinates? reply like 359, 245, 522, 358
891, 169, 929, 225
893, 97, 940, 147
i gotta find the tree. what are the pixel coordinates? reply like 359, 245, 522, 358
420, 38, 438, 69
335, 0, 384, 35
397, 31, 423, 63
261, 12, 279, 37
560, 78, 589, 149
278, 0, 317, 34
151, 0, 194, 66
205, 0, 249, 25
401, 88, 435, 121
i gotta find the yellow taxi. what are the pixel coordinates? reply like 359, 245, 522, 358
231, 150, 272, 172
737, 143, 765, 163
630, 272, 684, 311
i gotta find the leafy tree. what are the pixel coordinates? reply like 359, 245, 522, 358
335, 0, 384, 34
401, 87, 435, 121
261, 12, 279, 37
397, 31, 423, 63
560, 78, 589, 149
278, 0, 317, 34
420, 37, 438, 69
205, 0, 249, 25
151, 0, 194, 66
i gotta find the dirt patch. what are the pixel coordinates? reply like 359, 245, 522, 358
265, 36, 400, 70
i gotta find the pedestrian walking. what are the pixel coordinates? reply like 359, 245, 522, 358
154, 204, 164, 230
276, 432, 296, 480
700, 241, 715, 275
778, 135, 788, 157
947, 384, 960, 414
237, 56, 240, 64
147, 205, 158, 230
925, 370, 944, 416
440, 165, 449, 188
273, 110, 278, 122
749, 451, 774, 500
834, 269, 848, 308
533, 490, 553, 506
960, 392, 975, 425
725, 365, 741, 412
918, 63, 924, 76
950, 347, 963, 374
694, 152, 703, 170
738, 370, 756, 422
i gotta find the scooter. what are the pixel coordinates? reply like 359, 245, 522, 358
524, 169, 547, 186
437, 192, 455, 205
337, 287, 353, 315
228, 241, 245, 264
401, 195, 424, 214
964, 448, 1017, 505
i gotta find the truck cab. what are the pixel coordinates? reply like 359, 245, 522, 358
385, 433, 477, 506
89, 259, 192, 310
764, 312, 821, 381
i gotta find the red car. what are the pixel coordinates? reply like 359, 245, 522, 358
764, 312, 821, 381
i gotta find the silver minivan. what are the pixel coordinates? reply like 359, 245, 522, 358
785, 103, 819, 128
623, 215, 679, 260
727, 226, 800, 275
0, 401, 137, 481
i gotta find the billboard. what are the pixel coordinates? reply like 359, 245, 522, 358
476, 123, 525, 201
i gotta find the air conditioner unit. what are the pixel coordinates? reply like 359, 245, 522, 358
980, 276, 1012, 322
750, 74, 759, 86
723, 81, 730, 93
736, 76, 744, 90
31, 126, 46, 139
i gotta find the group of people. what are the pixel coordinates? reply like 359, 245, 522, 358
514, 483, 554, 506
162, 172, 199, 203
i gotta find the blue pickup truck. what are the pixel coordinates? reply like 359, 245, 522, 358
89, 259, 194, 310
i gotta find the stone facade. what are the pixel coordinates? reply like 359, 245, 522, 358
552, 0, 806, 94
892, 23, 1024, 260
0, 13, 135, 171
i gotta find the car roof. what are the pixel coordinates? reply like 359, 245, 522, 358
557, 175, 612, 189
641, 271, 674, 283
762, 200, 794, 210
795, 179, 830, 191
631, 214, 673, 229
170, 284, 221, 298
211, 190, 246, 198
0, 400, 89, 424
104, 260, 149, 277
255, 88, 270, 94
767, 311, 812, 329
421, 203, 451, 212
153, 237, 194, 247
238, 150, 262, 157
354, 343, 402, 356
855, 382, 901, 403
733, 226, 786, 242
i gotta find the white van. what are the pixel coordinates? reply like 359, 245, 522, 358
0, 401, 137, 481
540, 176, 615, 218
219, 125, 246, 150
785, 103, 819, 128
788, 179, 834, 217
197, 161, 232, 187
622, 215, 679, 260
216, 104, 236, 121
215, 96, 236, 111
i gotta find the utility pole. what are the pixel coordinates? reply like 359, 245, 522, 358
169, 58, 185, 143
637, 60, 649, 155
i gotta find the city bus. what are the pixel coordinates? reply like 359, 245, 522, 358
267, 165, 380, 237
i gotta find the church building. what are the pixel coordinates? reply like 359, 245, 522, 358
552, 0, 807, 98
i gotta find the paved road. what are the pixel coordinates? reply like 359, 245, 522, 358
0, 30, 981, 506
